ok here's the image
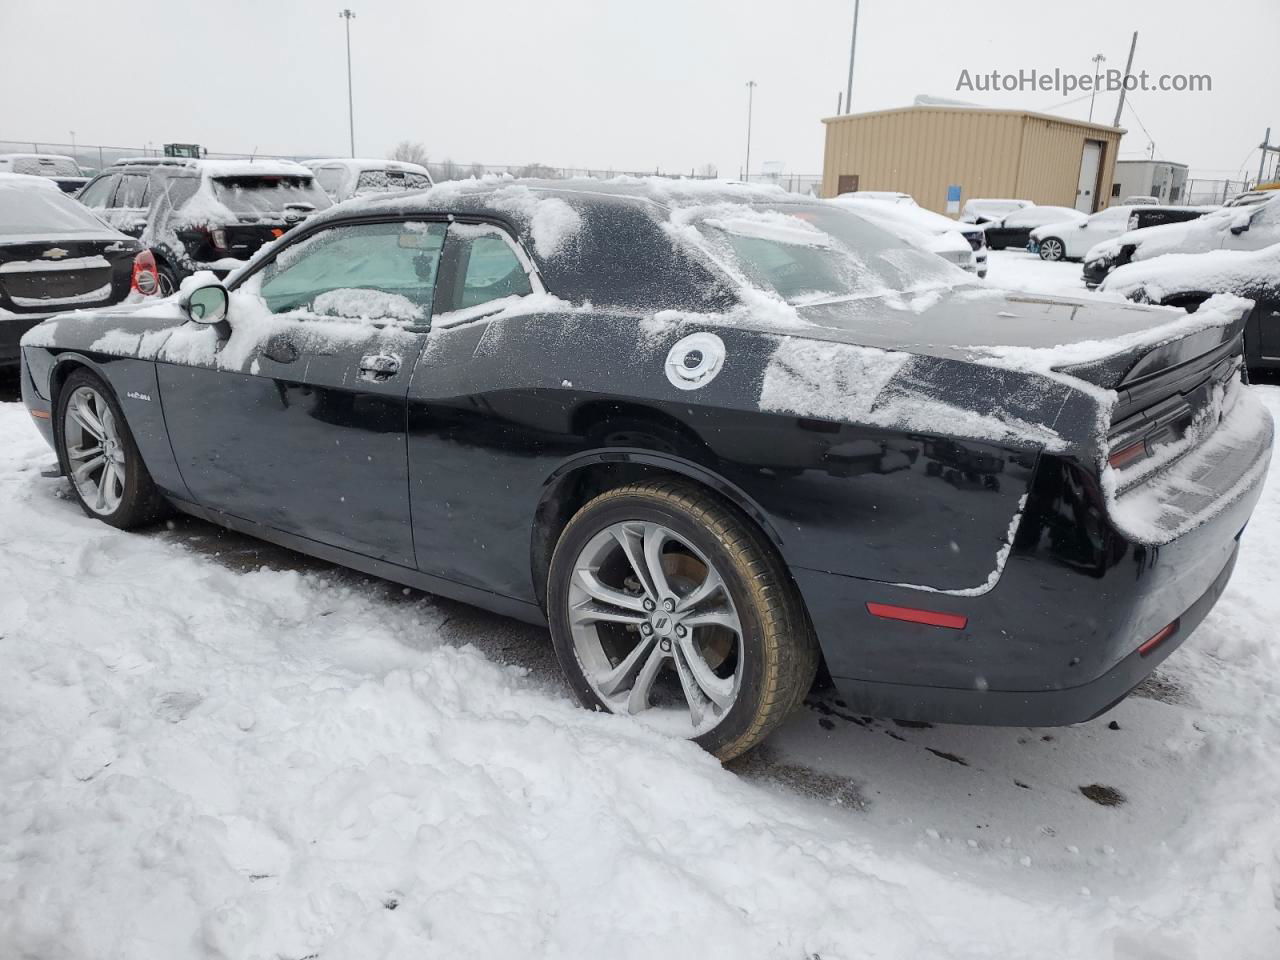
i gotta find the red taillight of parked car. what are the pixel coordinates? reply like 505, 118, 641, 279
131, 250, 160, 296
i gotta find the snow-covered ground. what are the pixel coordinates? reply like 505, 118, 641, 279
2, 253, 1278, 958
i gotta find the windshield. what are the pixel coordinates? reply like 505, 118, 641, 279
0, 184, 113, 235
210, 175, 332, 217
689, 203, 970, 304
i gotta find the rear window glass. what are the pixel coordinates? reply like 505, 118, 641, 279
0, 185, 112, 236
11, 156, 81, 177
354, 169, 432, 194
211, 175, 332, 217
691, 204, 965, 304
312, 167, 344, 195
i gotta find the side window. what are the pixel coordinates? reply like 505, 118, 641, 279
255, 220, 446, 324
77, 174, 117, 209
312, 166, 344, 197
115, 174, 151, 209
453, 225, 534, 309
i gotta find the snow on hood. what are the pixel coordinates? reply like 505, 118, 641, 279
1100, 243, 1280, 302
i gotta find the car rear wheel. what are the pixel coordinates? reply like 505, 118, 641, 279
55, 368, 167, 528
157, 263, 179, 297
1038, 237, 1065, 261
547, 479, 818, 761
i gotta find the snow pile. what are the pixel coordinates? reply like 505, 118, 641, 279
699, 207, 835, 248
1100, 242, 1280, 301
488, 185, 582, 258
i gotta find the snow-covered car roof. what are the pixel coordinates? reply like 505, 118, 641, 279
839, 190, 916, 205
0, 171, 62, 190
961, 198, 1032, 216
986, 206, 1084, 230
1100, 241, 1280, 302
110, 158, 315, 179
1085, 194, 1280, 265
303, 158, 430, 175
832, 196, 977, 236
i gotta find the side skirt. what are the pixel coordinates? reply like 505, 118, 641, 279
167, 498, 549, 627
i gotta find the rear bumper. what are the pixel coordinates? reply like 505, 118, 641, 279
0, 312, 55, 368
797, 409, 1271, 726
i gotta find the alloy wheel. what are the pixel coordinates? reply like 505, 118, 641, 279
567, 520, 743, 736
63, 385, 126, 516
1039, 238, 1064, 261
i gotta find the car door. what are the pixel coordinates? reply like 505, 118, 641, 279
101, 173, 151, 237
405, 221, 550, 596
1065, 207, 1129, 258
157, 217, 447, 566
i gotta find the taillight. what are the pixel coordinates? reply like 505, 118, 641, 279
131, 250, 159, 296
210, 227, 228, 252
1107, 438, 1149, 470
1138, 620, 1179, 656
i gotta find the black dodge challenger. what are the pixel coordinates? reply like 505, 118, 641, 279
18, 180, 1274, 760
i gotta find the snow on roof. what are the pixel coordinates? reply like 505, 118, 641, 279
0, 171, 61, 189
0, 153, 78, 162
303, 158, 430, 175
1100, 243, 1280, 301
195, 159, 314, 178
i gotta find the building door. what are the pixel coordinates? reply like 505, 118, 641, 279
837, 174, 859, 196
1076, 141, 1103, 212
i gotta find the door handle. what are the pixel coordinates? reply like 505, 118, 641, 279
358, 353, 401, 382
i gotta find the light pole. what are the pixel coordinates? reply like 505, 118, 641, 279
744, 80, 757, 180
845, 0, 860, 114
70, 130, 76, 165
1088, 53, 1106, 123
339, 9, 356, 157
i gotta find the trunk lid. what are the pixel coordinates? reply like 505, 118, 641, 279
0, 235, 140, 314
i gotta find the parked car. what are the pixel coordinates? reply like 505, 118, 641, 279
838, 190, 916, 205
303, 158, 434, 202
1224, 189, 1278, 208
1083, 194, 1280, 288
981, 205, 1085, 250
0, 173, 141, 369
1125, 204, 1217, 231
0, 153, 89, 194
834, 195, 987, 277
18, 180, 1272, 761
1029, 205, 1138, 261
76, 158, 331, 293
1100, 243, 1280, 372
959, 198, 1032, 225
1120, 195, 1159, 205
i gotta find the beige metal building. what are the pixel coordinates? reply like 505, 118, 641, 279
821, 105, 1125, 216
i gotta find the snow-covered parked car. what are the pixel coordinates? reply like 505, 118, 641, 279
17, 179, 1273, 761
1030, 205, 1138, 262
959, 198, 1032, 225
303, 158, 434, 203
0, 153, 89, 194
76, 158, 332, 293
838, 190, 916, 205
1100, 243, 1280, 372
982, 205, 1085, 251
0, 172, 141, 369
833, 195, 987, 276
1083, 193, 1280, 288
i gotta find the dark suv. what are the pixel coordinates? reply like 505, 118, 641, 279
76, 158, 331, 293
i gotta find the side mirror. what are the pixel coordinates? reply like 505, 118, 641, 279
184, 284, 229, 325
1229, 224, 1248, 235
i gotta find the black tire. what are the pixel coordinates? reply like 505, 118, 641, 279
54, 367, 168, 529
547, 478, 819, 761
157, 262, 180, 297
1038, 237, 1065, 261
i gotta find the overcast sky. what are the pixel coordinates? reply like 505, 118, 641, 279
2, 0, 1275, 181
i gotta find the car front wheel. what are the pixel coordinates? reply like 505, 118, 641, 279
1038, 237, 1065, 261
547, 479, 819, 761
55, 368, 168, 528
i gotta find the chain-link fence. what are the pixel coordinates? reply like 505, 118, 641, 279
741, 172, 823, 196
1182, 177, 1254, 205
0, 138, 719, 185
